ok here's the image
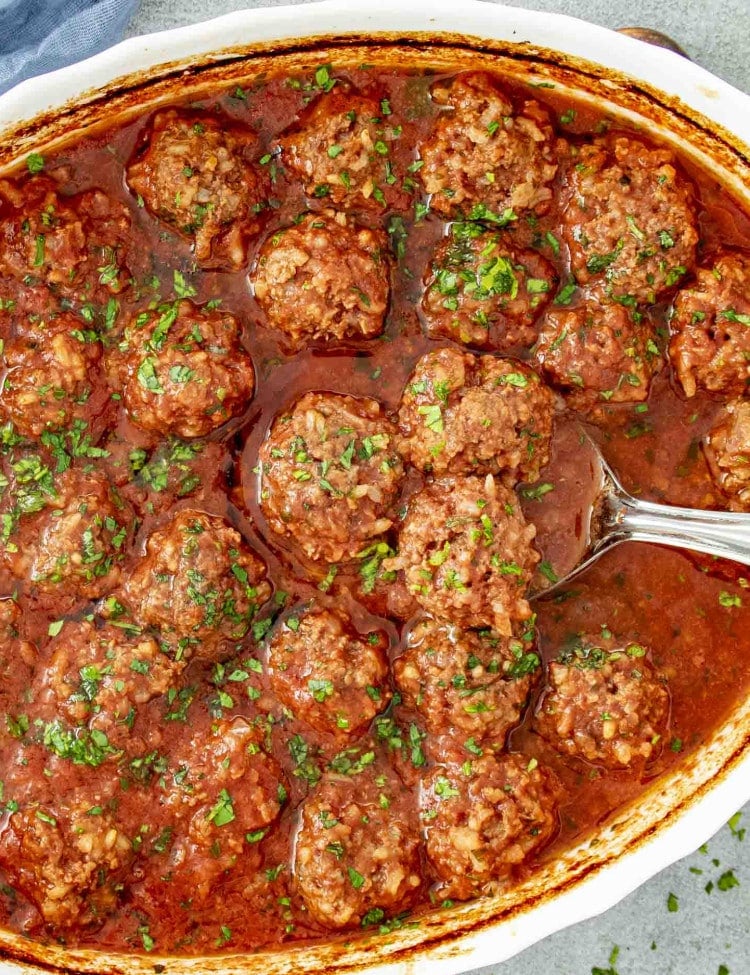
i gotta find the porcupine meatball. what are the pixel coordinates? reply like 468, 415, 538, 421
41, 620, 184, 749
534, 298, 661, 406
123, 509, 271, 661
126, 110, 268, 267
111, 299, 255, 439
0, 177, 132, 301
267, 607, 391, 739
3, 467, 132, 601
0, 312, 103, 438
251, 210, 390, 347
420, 745, 559, 900
668, 252, 750, 397
561, 134, 698, 304
417, 72, 561, 220
294, 761, 422, 928
397, 347, 554, 481
705, 398, 750, 509
277, 88, 400, 208
0, 796, 133, 928
536, 637, 669, 768
154, 717, 285, 902
395, 617, 539, 747
420, 220, 557, 350
259, 392, 404, 563
383, 475, 538, 635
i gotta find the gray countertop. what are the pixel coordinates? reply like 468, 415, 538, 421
126, 3, 750, 973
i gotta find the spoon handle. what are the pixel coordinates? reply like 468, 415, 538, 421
608, 494, 750, 566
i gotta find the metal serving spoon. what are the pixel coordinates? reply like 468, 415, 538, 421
535, 430, 750, 597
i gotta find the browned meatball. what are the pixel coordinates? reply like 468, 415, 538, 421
669, 253, 750, 397
156, 717, 285, 902
251, 210, 390, 347
267, 607, 391, 739
3, 467, 133, 601
0, 312, 102, 438
123, 509, 271, 661
383, 475, 538, 635
41, 620, 184, 748
0, 177, 132, 301
421, 747, 559, 900
395, 618, 539, 746
561, 135, 698, 304
277, 89, 400, 209
417, 73, 561, 220
127, 110, 268, 267
534, 298, 661, 406
259, 392, 404, 563
420, 221, 557, 349
294, 762, 422, 928
0, 797, 133, 927
397, 347, 554, 481
110, 299, 254, 439
536, 637, 669, 768
705, 398, 750, 509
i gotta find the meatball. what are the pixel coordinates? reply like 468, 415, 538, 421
0, 312, 102, 438
42, 620, 184, 747
668, 253, 750, 397
294, 762, 422, 928
705, 398, 750, 510
0, 797, 132, 927
395, 617, 539, 746
267, 607, 391, 739
259, 392, 404, 563
420, 221, 557, 349
156, 717, 285, 901
421, 747, 559, 899
3, 467, 132, 601
0, 177, 132, 301
536, 638, 669, 768
417, 72, 560, 220
251, 210, 390, 347
123, 509, 271, 661
397, 347, 554, 481
110, 299, 254, 439
277, 89, 399, 208
534, 298, 661, 406
383, 475, 538, 635
126, 110, 268, 267
561, 135, 698, 304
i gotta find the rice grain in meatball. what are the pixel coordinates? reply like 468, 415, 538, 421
669, 253, 750, 397
417, 72, 561, 220
267, 607, 391, 739
294, 762, 422, 928
395, 617, 540, 746
123, 509, 271, 661
252, 210, 390, 347
420, 221, 557, 349
534, 298, 661, 406
127, 110, 268, 267
277, 89, 400, 208
383, 474, 538, 635
536, 637, 669, 768
0, 312, 102, 438
561, 135, 698, 304
111, 299, 254, 438
421, 746, 559, 899
705, 398, 750, 510
259, 392, 404, 563
398, 347, 554, 481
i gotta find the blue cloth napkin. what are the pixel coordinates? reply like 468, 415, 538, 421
0, 0, 139, 96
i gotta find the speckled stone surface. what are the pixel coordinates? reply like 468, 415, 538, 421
125, 3, 750, 972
